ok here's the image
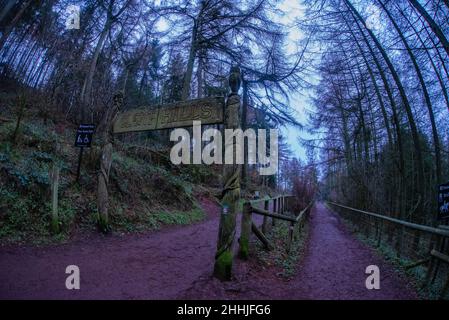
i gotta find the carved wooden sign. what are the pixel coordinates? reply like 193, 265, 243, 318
113, 96, 224, 134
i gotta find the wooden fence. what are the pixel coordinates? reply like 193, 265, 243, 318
328, 202, 449, 299
238, 195, 314, 259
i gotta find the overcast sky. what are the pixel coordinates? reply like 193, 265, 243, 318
277, 0, 315, 162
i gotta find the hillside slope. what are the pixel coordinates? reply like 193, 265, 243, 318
0, 115, 221, 244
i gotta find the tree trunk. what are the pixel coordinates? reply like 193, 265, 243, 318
80, 18, 111, 122
181, 20, 198, 101
197, 56, 203, 98
408, 0, 449, 56
96, 92, 123, 233
339, 101, 352, 175
366, 61, 393, 148
17, 40, 38, 79
346, 0, 425, 219
0, 0, 16, 24
241, 79, 248, 188
343, 9, 405, 220
400, 5, 449, 112
379, 0, 441, 185
0, 0, 33, 51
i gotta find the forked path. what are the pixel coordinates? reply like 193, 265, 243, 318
286, 202, 418, 299
0, 200, 418, 299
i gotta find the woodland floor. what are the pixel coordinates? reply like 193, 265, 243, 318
0, 200, 418, 299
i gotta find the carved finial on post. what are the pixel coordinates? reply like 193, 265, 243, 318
112, 91, 124, 111
228, 66, 241, 95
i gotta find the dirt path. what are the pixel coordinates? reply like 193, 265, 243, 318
284, 202, 418, 299
0, 200, 418, 299
0, 198, 221, 299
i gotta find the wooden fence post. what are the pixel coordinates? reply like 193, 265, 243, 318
279, 196, 282, 214
431, 236, 445, 284
49, 164, 60, 234
262, 200, 269, 234
239, 202, 252, 260
287, 221, 294, 253
377, 220, 383, 247
97, 91, 123, 233
279, 196, 283, 214
396, 225, 404, 258
214, 66, 241, 280
272, 198, 277, 227
283, 196, 285, 214
432, 228, 449, 286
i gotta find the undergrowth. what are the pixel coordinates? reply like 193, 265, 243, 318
254, 219, 309, 279
0, 118, 212, 245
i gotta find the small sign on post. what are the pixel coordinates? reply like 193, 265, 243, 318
75, 124, 95, 147
74, 124, 95, 182
438, 182, 449, 220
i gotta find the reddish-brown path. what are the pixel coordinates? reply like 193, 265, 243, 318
0, 198, 222, 299
284, 203, 418, 299
0, 200, 418, 299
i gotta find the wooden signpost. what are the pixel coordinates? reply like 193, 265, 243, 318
98, 68, 242, 280
213, 66, 242, 280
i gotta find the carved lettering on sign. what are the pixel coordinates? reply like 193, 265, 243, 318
113, 97, 224, 134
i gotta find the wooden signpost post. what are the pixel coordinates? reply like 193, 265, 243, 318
49, 164, 60, 234
213, 66, 242, 280
102, 68, 242, 280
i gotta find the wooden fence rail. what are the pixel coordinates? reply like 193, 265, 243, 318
238, 195, 314, 259
328, 201, 449, 299
328, 202, 449, 237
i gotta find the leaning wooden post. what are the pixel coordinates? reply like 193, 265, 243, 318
213, 67, 242, 280
49, 163, 60, 234
262, 200, 269, 234
97, 92, 123, 233
277, 197, 280, 214
252, 222, 273, 250
239, 202, 252, 260
278, 196, 282, 214
287, 220, 295, 253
